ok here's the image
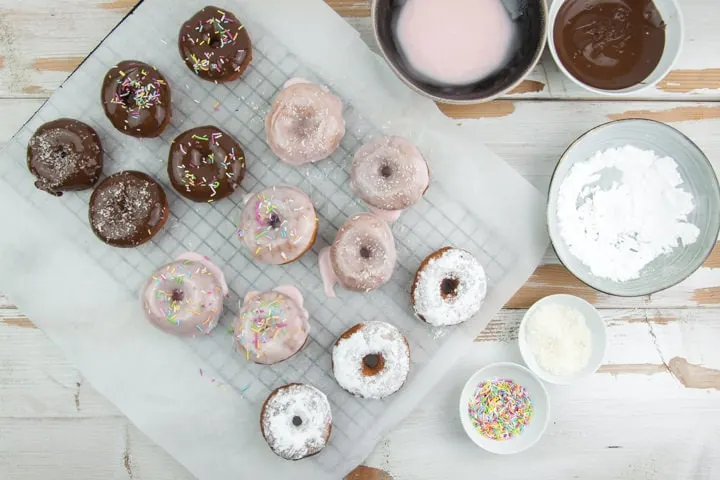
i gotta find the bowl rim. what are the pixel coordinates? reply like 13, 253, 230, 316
546, 0, 685, 96
518, 294, 608, 385
546, 118, 720, 297
458, 361, 551, 454
370, 0, 549, 105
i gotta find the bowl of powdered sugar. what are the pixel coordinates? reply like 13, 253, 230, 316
519, 294, 607, 385
548, 119, 720, 296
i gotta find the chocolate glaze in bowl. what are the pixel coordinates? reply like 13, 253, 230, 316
371, 0, 547, 104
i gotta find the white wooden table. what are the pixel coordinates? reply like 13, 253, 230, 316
1, 1, 719, 479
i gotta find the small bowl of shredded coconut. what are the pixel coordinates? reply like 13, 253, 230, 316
519, 294, 607, 385
548, 119, 720, 296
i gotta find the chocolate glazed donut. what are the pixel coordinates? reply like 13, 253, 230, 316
178, 6, 252, 82
101, 61, 172, 138
27, 118, 103, 197
89, 171, 169, 248
168, 126, 246, 203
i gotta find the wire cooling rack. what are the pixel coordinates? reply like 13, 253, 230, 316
0, 1, 517, 474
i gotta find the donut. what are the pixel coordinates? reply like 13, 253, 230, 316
27, 118, 103, 197
350, 136, 430, 222
318, 213, 397, 297
265, 79, 345, 165
168, 126, 246, 202
332, 322, 410, 400
260, 383, 332, 461
411, 247, 488, 326
237, 185, 318, 265
101, 60, 171, 138
178, 6, 252, 83
233, 286, 310, 365
89, 171, 169, 248
141, 252, 228, 335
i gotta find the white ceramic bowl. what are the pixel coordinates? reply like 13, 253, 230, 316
518, 294, 607, 385
547, 0, 684, 95
459, 362, 550, 454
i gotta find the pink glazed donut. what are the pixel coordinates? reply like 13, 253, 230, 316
237, 185, 318, 265
351, 136, 430, 222
318, 213, 397, 297
141, 252, 228, 336
265, 79, 345, 165
233, 286, 310, 365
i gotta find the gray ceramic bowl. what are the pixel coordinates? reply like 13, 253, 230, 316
548, 119, 720, 297
371, 0, 548, 104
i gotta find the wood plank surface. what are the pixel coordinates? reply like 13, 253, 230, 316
1, 0, 719, 479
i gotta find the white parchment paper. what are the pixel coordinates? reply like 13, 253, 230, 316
0, 0, 548, 478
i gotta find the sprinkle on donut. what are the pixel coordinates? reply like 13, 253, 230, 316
411, 247, 488, 326
260, 383, 332, 460
178, 6, 252, 82
332, 322, 410, 400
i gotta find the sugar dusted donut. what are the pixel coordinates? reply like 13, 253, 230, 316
237, 185, 318, 264
332, 322, 410, 399
178, 6, 252, 82
265, 79, 345, 165
318, 213, 397, 297
411, 247, 487, 326
351, 136, 430, 222
27, 118, 103, 197
260, 383, 332, 460
233, 286, 310, 365
141, 252, 228, 335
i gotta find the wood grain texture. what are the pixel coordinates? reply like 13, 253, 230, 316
326, 0, 370, 17
32, 56, 84, 72
658, 68, 720, 93
608, 105, 720, 123
437, 101, 516, 119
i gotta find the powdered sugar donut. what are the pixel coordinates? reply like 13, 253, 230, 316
233, 286, 310, 365
332, 322, 410, 399
141, 252, 228, 335
318, 213, 397, 297
260, 383, 332, 460
265, 79, 345, 165
237, 185, 318, 265
351, 136, 430, 222
411, 247, 487, 326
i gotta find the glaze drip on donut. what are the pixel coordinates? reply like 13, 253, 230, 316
89, 171, 168, 247
233, 286, 310, 365
412, 247, 488, 326
260, 383, 332, 460
266, 79, 345, 165
237, 186, 318, 264
350, 136, 429, 218
168, 126, 246, 202
27, 118, 103, 196
141, 252, 228, 335
179, 6, 252, 82
332, 322, 410, 399
319, 213, 397, 297
101, 61, 171, 138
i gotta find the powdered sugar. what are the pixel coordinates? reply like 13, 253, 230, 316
525, 303, 591, 376
332, 322, 410, 400
261, 383, 332, 461
556, 145, 700, 282
412, 248, 487, 326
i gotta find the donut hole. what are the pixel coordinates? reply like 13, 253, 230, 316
291, 107, 320, 138
292, 415, 303, 427
53, 145, 72, 160
379, 164, 393, 178
268, 212, 282, 229
359, 246, 372, 259
117, 85, 139, 108
171, 289, 184, 302
362, 353, 385, 376
440, 278, 460, 299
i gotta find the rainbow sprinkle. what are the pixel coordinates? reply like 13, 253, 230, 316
235, 297, 288, 359
111, 67, 165, 115
468, 378, 534, 441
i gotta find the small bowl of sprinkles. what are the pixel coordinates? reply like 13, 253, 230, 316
459, 362, 550, 454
